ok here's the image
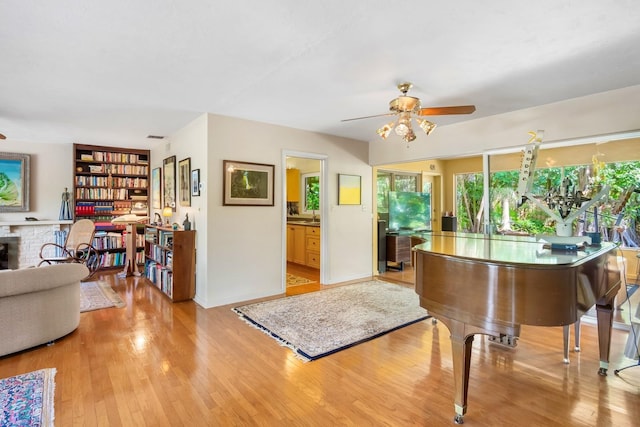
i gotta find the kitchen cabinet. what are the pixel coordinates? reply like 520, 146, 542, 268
287, 223, 320, 269
305, 226, 320, 268
287, 224, 306, 264
286, 168, 300, 202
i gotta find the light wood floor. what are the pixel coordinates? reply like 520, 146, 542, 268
286, 262, 321, 296
1, 272, 639, 426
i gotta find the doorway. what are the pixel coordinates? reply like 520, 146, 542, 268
282, 151, 327, 295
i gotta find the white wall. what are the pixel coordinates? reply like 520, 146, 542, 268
201, 114, 371, 307
150, 114, 209, 305
369, 85, 640, 165
0, 141, 72, 222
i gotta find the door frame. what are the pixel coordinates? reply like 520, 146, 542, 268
282, 150, 328, 289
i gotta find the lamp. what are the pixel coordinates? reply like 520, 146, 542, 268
162, 206, 173, 226
376, 116, 437, 143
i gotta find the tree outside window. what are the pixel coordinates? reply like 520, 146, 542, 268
455, 160, 640, 247
302, 173, 319, 213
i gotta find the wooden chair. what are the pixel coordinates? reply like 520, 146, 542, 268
38, 219, 99, 276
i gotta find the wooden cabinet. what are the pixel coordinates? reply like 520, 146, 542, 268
287, 224, 306, 264
386, 234, 411, 270
144, 225, 196, 302
286, 168, 300, 202
287, 224, 320, 269
305, 226, 320, 268
74, 143, 149, 271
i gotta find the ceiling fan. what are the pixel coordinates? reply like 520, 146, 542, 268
342, 82, 476, 142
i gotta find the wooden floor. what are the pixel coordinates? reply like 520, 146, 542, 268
286, 262, 321, 296
1, 272, 639, 426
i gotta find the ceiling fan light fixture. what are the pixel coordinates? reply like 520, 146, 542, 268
403, 128, 416, 143
394, 122, 409, 137
394, 113, 412, 136
376, 122, 394, 139
417, 118, 437, 135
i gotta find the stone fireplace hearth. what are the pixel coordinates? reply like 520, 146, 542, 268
0, 237, 19, 270
0, 220, 73, 269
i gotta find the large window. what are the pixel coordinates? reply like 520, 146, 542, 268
455, 139, 640, 247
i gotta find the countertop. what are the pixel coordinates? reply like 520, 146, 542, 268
287, 220, 320, 227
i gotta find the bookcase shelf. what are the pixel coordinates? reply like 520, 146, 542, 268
143, 225, 196, 302
74, 143, 150, 272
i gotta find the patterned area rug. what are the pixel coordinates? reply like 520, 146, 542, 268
286, 273, 314, 287
233, 280, 430, 361
80, 281, 126, 312
0, 368, 56, 426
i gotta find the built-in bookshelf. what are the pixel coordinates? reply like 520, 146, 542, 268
74, 143, 150, 270
143, 225, 196, 302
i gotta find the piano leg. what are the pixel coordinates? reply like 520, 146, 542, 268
562, 320, 581, 364
447, 319, 475, 424
595, 302, 614, 376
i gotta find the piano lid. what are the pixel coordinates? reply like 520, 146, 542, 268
412, 232, 618, 267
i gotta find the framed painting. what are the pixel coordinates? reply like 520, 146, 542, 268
338, 174, 361, 205
0, 152, 30, 212
178, 157, 191, 207
163, 155, 176, 210
191, 168, 200, 196
223, 160, 274, 206
151, 167, 162, 209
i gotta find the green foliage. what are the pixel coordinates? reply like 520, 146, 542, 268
305, 177, 320, 211
456, 160, 640, 245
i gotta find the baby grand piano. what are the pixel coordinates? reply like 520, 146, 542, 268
414, 232, 620, 424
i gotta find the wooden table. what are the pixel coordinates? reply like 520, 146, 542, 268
111, 215, 149, 277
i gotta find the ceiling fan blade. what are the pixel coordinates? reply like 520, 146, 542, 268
0, 133, 6, 140
418, 105, 476, 116
341, 112, 395, 122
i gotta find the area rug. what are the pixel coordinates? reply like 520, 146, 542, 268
233, 280, 430, 361
80, 281, 126, 312
286, 273, 314, 287
0, 368, 56, 426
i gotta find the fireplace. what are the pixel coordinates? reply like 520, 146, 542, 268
0, 237, 19, 270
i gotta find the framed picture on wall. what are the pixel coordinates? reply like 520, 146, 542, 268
178, 157, 191, 207
223, 160, 274, 206
338, 174, 361, 205
191, 169, 200, 196
0, 152, 30, 212
151, 167, 162, 209
163, 155, 176, 210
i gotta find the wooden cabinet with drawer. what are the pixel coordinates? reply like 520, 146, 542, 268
305, 226, 321, 268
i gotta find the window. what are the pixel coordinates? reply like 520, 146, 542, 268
377, 170, 421, 222
301, 173, 319, 214
454, 144, 640, 247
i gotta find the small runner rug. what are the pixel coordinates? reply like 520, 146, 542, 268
286, 273, 314, 287
80, 281, 126, 312
233, 280, 430, 361
0, 368, 56, 426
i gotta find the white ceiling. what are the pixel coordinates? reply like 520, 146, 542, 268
1, 1, 640, 148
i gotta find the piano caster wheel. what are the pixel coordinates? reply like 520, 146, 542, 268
432, 318, 438, 324
574, 346, 580, 352
563, 358, 570, 364
454, 414, 464, 424
598, 367, 608, 376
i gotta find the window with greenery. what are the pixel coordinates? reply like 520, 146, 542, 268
302, 173, 319, 213
376, 171, 421, 220
456, 160, 640, 247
